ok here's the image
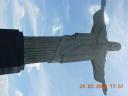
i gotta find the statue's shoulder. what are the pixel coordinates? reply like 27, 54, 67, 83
73, 33, 90, 36
71, 33, 93, 39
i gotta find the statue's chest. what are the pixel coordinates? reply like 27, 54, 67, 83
58, 35, 97, 55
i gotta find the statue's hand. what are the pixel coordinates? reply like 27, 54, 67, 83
101, 0, 106, 8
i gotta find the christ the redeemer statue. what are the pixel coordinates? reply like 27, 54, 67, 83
0, 0, 120, 95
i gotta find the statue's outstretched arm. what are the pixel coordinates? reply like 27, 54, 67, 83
91, 0, 106, 36
91, 54, 107, 95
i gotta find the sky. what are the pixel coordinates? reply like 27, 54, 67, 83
0, 0, 128, 96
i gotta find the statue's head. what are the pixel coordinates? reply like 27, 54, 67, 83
107, 41, 121, 51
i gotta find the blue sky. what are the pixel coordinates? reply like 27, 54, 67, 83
0, 0, 128, 96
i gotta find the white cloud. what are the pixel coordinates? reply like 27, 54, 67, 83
52, 24, 63, 35
0, 0, 7, 28
89, 5, 100, 15
27, 65, 50, 96
17, 71, 22, 76
89, 5, 109, 25
12, 0, 25, 29
15, 89, 23, 96
63, 0, 70, 20
25, 0, 39, 36
26, 63, 41, 72
52, 17, 63, 36
0, 75, 9, 96
19, 7, 25, 18
104, 12, 109, 25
